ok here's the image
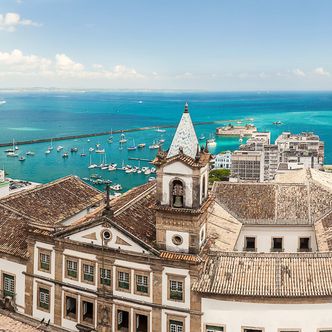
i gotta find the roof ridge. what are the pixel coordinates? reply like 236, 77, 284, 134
114, 182, 156, 216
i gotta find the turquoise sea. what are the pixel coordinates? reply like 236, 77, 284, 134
0, 91, 331, 192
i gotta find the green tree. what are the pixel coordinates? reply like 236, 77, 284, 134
209, 169, 230, 183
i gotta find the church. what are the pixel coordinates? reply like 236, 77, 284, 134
1, 103, 332, 332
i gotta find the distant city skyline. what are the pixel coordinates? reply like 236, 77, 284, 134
0, 0, 332, 90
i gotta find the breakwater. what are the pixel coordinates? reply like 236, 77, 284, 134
0, 119, 242, 147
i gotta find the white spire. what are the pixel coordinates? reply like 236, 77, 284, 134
167, 103, 199, 159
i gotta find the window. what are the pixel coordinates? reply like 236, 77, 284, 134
318, 330, 332, 332
81, 299, 94, 324
65, 295, 77, 320
118, 271, 130, 290
172, 235, 183, 246
299, 237, 311, 252
135, 313, 148, 332
136, 274, 148, 294
206, 325, 224, 332
244, 237, 256, 251
82, 262, 95, 284
38, 286, 50, 311
39, 250, 51, 272
117, 309, 129, 331
2, 273, 15, 298
169, 320, 183, 332
66, 258, 78, 279
242, 328, 264, 332
272, 237, 283, 252
169, 279, 183, 301
100, 268, 111, 286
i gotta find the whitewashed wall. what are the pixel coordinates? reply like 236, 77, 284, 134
0, 258, 26, 313
235, 225, 317, 253
202, 298, 332, 332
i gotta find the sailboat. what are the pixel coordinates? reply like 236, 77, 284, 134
108, 129, 113, 143
119, 133, 127, 144
48, 138, 54, 151
80, 148, 86, 157
7, 139, 18, 157
127, 139, 137, 151
88, 154, 97, 169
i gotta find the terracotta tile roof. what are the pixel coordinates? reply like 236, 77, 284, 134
1, 176, 103, 227
160, 251, 201, 263
0, 205, 30, 258
193, 252, 332, 297
0, 312, 40, 331
111, 181, 157, 247
207, 201, 242, 252
213, 177, 332, 225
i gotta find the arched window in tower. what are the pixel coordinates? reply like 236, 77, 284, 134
171, 180, 184, 208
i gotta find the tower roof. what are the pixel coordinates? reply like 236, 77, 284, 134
167, 103, 199, 159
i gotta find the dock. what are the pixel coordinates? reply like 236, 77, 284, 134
0, 118, 244, 148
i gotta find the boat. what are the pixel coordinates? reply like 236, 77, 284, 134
56, 146, 63, 152
273, 121, 283, 125
150, 167, 156, 173
155, 127, 166, 133
207, 136, 217, 147
108, 129, 113, 143
148, 177, 156, 182
0, 100, 6, 106
26, 151, 35, 156
149, 141, 160, 150
138, 100, 143, 104
70, 147, 78, 153
90, 174, 102, 179
127, 139, 137, 151
48, 139, 54, 151
95, 148, 105, 154
82, 177, 89, 181
88, 155, 98, 169
18, 156, 26, 162
7, 139, 19, 157
111, 184, 122, 191
119, 133, 127, 144
62, 153, 69, 158
87, 139, 90, 142
144, 169, 151, 175
45, 149, 51, 155
199, 134, 206, 140
108, 165, 117, 171
159, 139, 165, 144
80, 152, 86, 157
88, 147, 95, 152
138, 143, 146, 148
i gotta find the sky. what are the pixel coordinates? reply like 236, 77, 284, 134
0, 0, 332, 90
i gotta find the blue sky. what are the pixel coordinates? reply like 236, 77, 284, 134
0, 0, 332, 90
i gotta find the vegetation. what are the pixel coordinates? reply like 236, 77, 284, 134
209, 168, 231, 183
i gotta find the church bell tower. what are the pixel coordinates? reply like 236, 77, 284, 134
153, 103, 211, 254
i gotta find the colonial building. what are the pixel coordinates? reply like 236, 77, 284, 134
2, 104, 332, 332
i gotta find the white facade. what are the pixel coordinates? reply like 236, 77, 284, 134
202, 298, 332, 332
213, 151, 232, 169
235, 225, 317, 253
0, 258, 26, 313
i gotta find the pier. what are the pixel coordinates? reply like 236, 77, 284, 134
0, 118, 245, 148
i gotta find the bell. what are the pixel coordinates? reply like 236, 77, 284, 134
173, 195, 183, 208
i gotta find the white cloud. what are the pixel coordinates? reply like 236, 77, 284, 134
292, 68, 306, 77
0, 49, 51, 73
55, 54, 84, 73
0, 49, 144, 80
313, 67, 330, 77
0, 12, 41, 32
